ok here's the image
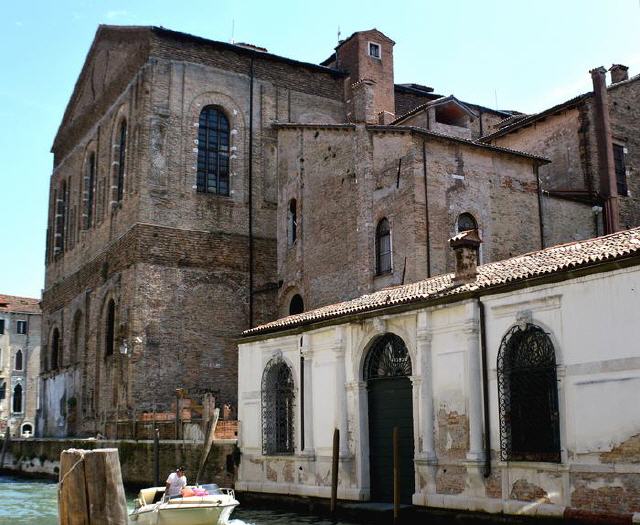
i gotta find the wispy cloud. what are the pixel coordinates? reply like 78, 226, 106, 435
106, 9, 129, 20
15, 21, 23, 27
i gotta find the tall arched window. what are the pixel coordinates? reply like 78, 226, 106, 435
116, 120, 127, 202
54, 180, 68, 255
83, 152, 96, 229
105, 299, 116, 357
12, 384, 23, 413
497, 323, 561, 462
457, 212, 477, 233
287, 199, 297, 246
14, 349, 23, 371
376, 218, 392, 275
289, 294, 304, 315
261, 359, 295, 455
50, 328, 60, 371
197, 106, 230, 195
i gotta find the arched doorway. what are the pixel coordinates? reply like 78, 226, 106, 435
364, 333, 414, 503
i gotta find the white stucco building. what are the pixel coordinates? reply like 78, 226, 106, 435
237, 228, 640, 520
0, 294, 41, 437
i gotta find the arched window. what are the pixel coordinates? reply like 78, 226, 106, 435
196, 106, 230, 195
364, 333, 412, 380
12, 384, 23, 413
54, 180, 68, 255
21, 423, 33, 437
50, 328, 60, 371
376, 218, 392, 275
261, 359, 295, 455
288, 199, 297, 246
116, 120, 127, 202
83, 152, 96, 229
105, 299, 116, 357
14, 349, 23, 371
497, 323, 560, 462
457, 212, 477, 233
289, 294, 304, 315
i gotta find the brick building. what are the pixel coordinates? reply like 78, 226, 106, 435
38, 26, 632, 437
0, 294, 41, 437
482, 65, 640, 244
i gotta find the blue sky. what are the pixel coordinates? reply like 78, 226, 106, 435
1, 0, 639, 298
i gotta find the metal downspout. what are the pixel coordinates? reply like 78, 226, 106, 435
248, 58, 255, 326
478, 297, 491, 478
423, 141, 431, 277
535, 163, 545, 249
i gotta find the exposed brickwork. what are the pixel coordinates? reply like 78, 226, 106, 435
436, 409, 469, 460
435, 465, 466, 495
509, 479, 551, 503
484, 470, 502, 499
571, 473, 640, 514
599, 433, 640, 463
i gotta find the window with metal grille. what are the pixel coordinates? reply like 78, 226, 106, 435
197, 106, 230, 195
262, 359, 295, 455
12, 383, 23, 413
15, 349, 23, 371
17, 320, 27, 335
84, 152, 96, 229
497, 323, 561, 462
457, 212, 477, 233
105, 299, 116, 357
376, 218, 392, 275
613, 144, 628, 196
117, 121, 127, 202
50, 328, 60, 371
288, 199, 297, 246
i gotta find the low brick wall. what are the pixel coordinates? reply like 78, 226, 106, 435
0, 438, 238, 488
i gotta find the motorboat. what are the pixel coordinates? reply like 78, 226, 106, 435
129, 483, 239, 525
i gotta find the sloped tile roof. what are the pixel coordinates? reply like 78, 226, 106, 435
0, 294, 41, 314
244, 228, 640, 337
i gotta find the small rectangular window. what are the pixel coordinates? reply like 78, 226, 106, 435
17, 320, 27, 335
369, 42, 381, 59
0, 319, 4, 334
613, 144, 628, 196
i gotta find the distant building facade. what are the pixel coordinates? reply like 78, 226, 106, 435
237, 228, 640, 520
39, 25, 639, 437
0, 294, 41, 437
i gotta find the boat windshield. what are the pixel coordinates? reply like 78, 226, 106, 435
199, 484, 223, 495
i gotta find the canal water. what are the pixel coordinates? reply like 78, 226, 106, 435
0, 474, 357, 525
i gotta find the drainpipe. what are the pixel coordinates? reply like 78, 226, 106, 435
590, 66, 619, 233
248, 58, 255, 326
422, 141, 431, 277
535, 163, 545, 249
477, 297, 491, 478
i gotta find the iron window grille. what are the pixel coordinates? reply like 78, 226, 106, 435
497, 323, 561, 463
364, 333, 412, 380
376, 218, 392, 275
262, 358, 295, 455
197, 106, 230, 196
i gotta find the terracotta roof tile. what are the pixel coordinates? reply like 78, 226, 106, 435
0, 294, 41, 314
244, 228, 640, 336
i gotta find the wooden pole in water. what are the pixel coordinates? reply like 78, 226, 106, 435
330, 427, 339, 515
59, 448, 127, 525
154, 427, 160, 487
0, 427, 10, 468
393, 426, 400, 524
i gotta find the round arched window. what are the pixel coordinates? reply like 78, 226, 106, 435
457, 212, 477, 233
289, 294, 304, 315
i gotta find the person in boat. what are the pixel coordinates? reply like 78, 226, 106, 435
165, 466, 187, 499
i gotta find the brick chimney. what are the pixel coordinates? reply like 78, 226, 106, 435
449, 229, 482, 284
610, 64, 629, 84
590, 66, 620, 233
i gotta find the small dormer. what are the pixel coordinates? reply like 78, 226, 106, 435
392, 95, 477, 139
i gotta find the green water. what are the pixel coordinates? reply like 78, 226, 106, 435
0, 475, 356, 525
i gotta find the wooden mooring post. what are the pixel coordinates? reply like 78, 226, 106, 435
393, 426, 400, 525
58, 448, 127, 525
330, 428, 339, 515
154, 427, 160, 487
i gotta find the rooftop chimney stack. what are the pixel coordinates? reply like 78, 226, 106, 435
351, 79, 377, 123
449, 229, 482, 284
610, 64, 629, 84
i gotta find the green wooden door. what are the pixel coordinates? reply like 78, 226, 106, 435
368, 376, 414, 503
